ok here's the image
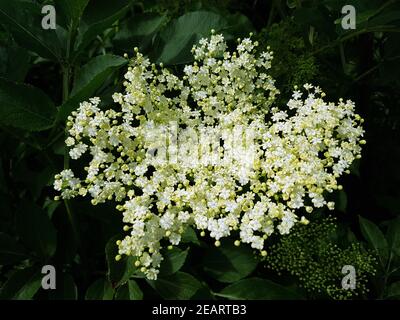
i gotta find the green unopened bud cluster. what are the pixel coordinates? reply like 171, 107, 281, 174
263, 216, 377, 300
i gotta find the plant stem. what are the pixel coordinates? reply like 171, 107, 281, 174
62, 26, 81, 246
62, 65, 70, 170
46, 130, 64, 149
339, 43, 347, 73
354, 55, 400, 82
62, 64, 80, 245
354, 64, 379, 82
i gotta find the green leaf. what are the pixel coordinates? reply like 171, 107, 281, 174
359, 216, 389, 267
157, 10, 253, 64
363, 8, 400, 28
181, 227, 200, 246
17, 201, 57, 259
386, 217, 400, 257
115, 280, 143, 300
0, 232, 29, 265
0, 266, 42, 299
159, 247, 189, 276
294, 7, 335, 39
387, 281, 400, 299
355, 9, 379, 28
85, 278, 114, 300
49, 274, 78, 300
0, 45, 30, 81
113, 13, 167, 54
43, 198, 60, 220
157, 10, 248, 65
222, 12, 254, 38
0, 78, 56, 131
106, 235, 137, 287
0, 0, 63, 60
71, 54, 127, 97
55, 0, 89, 27
74, 0, 133, 55
57, 54, 127, 121
203, 242, 258, 283
147, 271, 201, 300
218, 277, 303, 300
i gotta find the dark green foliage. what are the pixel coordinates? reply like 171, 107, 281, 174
218, 277, 304, 300
257, 19, 318, 98
203, 242, 258, 283
264, 217, 377, 299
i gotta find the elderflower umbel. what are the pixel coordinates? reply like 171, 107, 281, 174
54, 34, 364, 280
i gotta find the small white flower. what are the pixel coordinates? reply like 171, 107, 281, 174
69, 143, 87, 159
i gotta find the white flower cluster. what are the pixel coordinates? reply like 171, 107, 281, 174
54, 33, 365, 280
